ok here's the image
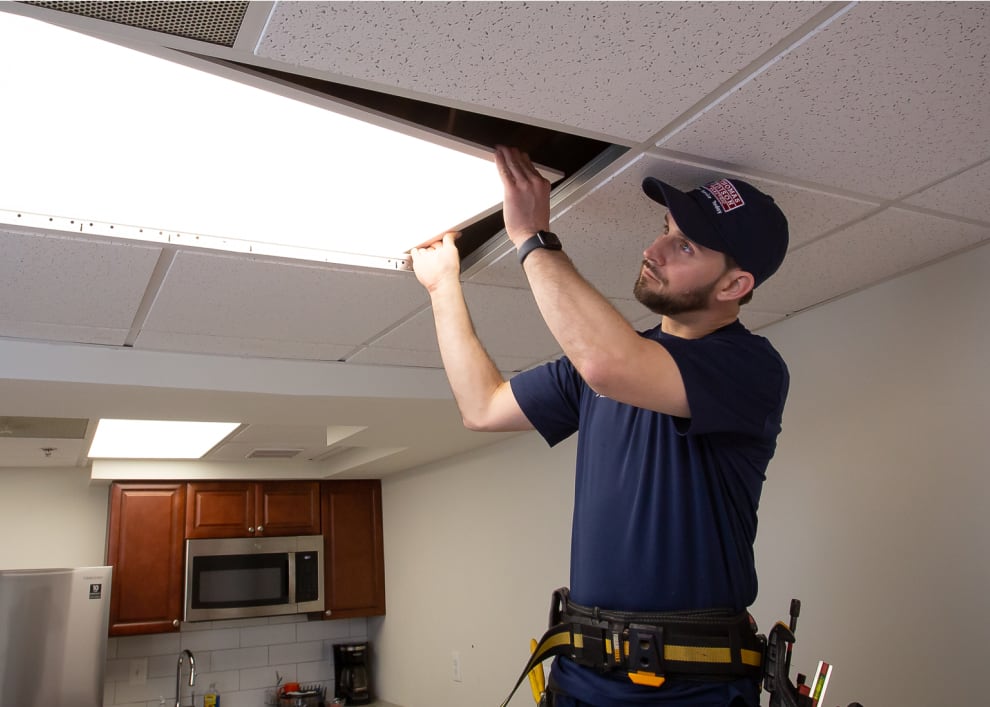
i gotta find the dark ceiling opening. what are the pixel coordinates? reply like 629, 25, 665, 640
232, 61, 624, 260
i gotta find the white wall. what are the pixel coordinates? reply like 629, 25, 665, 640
373, 432, 575, 707
0, 467, 109, 568
752, 240, 990, 707
376, 241, 990, 707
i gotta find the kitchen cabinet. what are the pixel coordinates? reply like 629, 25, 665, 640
321, 480, 386, 618
185, 480, 321, 538
105, 479, 384, 635
106, 482, 186, 636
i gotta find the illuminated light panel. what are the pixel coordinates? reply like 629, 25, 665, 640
0, 11, 519, 269
88, 419, 241, 459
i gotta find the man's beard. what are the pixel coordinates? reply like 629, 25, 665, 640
633, 260, 721, 316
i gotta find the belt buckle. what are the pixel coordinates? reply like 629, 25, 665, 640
626, 623, 666, 688
568, 616, 610, 671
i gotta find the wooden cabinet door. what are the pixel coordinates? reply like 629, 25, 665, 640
257, 481, 321, 536
186, 481, 321, 537
106, 482, 186, 636
185, 481, 255, 538
321, 480, 386, 618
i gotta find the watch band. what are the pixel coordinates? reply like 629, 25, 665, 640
517, 230, 562, 265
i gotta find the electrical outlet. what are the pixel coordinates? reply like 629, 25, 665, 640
452, 650, 462, 683
128, 658, 148, 685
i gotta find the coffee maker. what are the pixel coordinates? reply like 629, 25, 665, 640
333, 642, 371, 705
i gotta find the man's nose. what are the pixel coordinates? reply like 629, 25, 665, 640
644, 237, 666, 263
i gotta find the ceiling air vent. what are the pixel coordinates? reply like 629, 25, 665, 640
22, 1, 249, 46
246, 448, 302, 460
0, 416, 89, 439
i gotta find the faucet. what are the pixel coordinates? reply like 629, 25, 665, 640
175, 649, 196, 707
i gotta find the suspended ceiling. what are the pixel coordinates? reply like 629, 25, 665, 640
1, 1, 987, 475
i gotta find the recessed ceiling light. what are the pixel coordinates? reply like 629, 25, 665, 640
0, 11, 551, 269
88, 419, 240, 459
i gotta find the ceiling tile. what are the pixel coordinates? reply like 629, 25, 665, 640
368, 282, 561, 360
140, 250, 428, 349
904, 160, 990, 223
0, 438, 88, 467
0, 322, 129, 347
0, 228, 161, 339
348, 346, 443, 370
134, 330, 357, 361
662, 3, 990, 198
752, 207, 990, 313
257, 1, 823, 142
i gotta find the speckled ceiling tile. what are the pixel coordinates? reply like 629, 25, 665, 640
140, 249, 428, 350
904, 160, 990, 224
0, 229, 161, 341
662, 2, 990, 199
257, 1, 823, 143
751, 206, 990, 314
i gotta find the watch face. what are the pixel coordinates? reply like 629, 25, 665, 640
537, 231, 562, 248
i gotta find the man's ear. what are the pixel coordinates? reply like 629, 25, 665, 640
717, 269, 755, 303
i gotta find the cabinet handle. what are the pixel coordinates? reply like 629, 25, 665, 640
248, 526, 255, 533
256, 525, 264, 533
173, 619, 180, 627
325, 610, 332, 617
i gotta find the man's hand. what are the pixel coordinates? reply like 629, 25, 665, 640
410, 232, 462, 293
495, 145, 551, 247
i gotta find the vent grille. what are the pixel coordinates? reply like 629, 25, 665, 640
247, 448, 302, 460
0, 416, 89, 439
22, 1, 249, 46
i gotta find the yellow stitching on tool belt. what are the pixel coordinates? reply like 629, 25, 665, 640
665, 645, 730, 663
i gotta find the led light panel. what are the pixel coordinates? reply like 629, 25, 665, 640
88, 419, 240, 459
0, 11, 517, 269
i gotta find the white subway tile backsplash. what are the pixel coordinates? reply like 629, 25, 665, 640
296, 618, 351, 642
238, 664, 289, 690
105, 658, 130, 682
180, 627, 240, 652
268, 639, 324, 665
211, 646, 270, 672
240, 622, 297, 647
116, 632, 181, 658
296, 659, 333, 683
105, 617, 367, 706
113, 675, 174, 705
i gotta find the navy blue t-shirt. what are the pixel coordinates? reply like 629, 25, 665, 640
509, 320, 788, 706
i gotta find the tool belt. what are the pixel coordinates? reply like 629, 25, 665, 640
500, 588, 765, 707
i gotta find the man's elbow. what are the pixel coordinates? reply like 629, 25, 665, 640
575, 355, 623, 397
460, 412, 498, 432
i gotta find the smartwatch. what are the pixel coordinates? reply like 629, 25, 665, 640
517, 230, 562, 265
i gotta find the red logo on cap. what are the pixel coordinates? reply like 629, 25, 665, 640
706, 179, 745, 213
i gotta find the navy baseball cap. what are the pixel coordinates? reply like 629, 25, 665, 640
642, 176, 789, 288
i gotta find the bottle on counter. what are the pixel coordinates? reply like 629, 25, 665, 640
204, 683, 220, 707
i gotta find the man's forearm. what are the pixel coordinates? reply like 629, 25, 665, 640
427, 278, 525, 431
520, 247, 644, 388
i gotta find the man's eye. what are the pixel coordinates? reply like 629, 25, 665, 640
680, 240, 693, 253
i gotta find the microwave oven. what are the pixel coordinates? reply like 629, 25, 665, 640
184, 535, 324, 622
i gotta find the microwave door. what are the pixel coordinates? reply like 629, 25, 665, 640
184, 536, 324, 622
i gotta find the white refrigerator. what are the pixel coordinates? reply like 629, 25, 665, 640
0, 566, 112, 707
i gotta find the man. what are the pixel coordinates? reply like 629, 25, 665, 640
410, 145, 790, 707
